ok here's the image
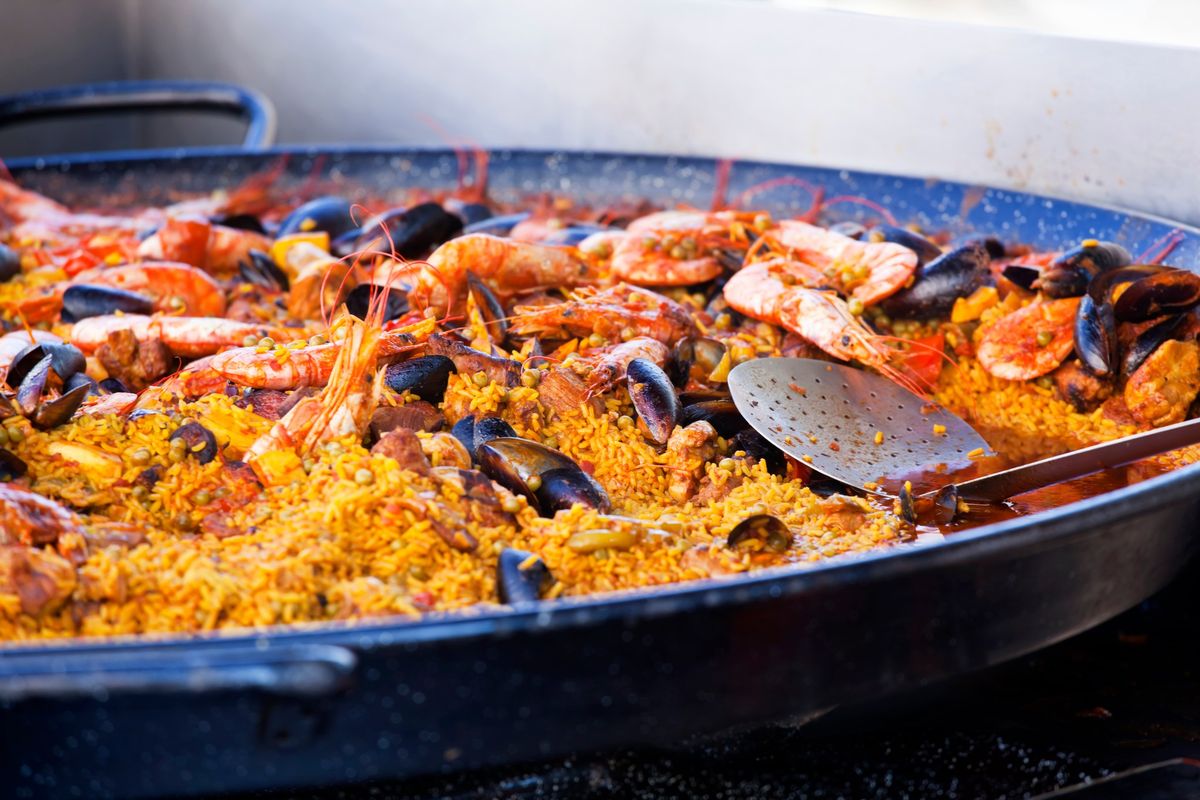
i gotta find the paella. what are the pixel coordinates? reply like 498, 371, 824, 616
0, 163, 1198, 641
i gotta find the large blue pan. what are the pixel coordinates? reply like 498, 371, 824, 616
0, 82, 1198, 800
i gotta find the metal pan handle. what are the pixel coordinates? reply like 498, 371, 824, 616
0, 642, 356, 702
0, 80, 277, 151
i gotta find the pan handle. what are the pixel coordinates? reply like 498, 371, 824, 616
0, 80, 277, 151
0, 642, 356, 702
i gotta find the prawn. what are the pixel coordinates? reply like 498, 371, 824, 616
579, 336, 670, 396
138, 217, 271, 277
409, 233, 601, 316
70, 314, 303, 358
724, 261, 924, 394
764, 220, 918, 306
610, 209, 757, 287
976, 297, 1080, 381
509, 283, 698, 345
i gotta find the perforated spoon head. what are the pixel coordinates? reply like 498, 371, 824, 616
728, 358, 993, 496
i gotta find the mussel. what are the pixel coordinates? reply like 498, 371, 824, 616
1001, 264, 1041, 291
0, 243, 19, 283
1038, 240, 1132, 298
344, 282, 409, 322
31, 383, 89, 430
496, 547, 552, 605
349, 203, 463, 259
728, 428, 786, 474
678, 400, 746, 438
466, 271, 508, 344
6, 342, 85, 389
668, 337, 728, 388
0, 449, 26, 481
1073, 292, 1117, 376
1123, 314, 1188, 378
473, 417, 518, 452
278, 196, 359, 240
727, 514, 790, 553
239, 249, 290, 291
384, 356, 456, 403
212, 213, 266, 234
476, 436, 610, 515
869, 225, 942, 266
444, 199, 494, 227
1112, 268, 1200, 322
626, 357, 678, 445
880, 242, 990, 320
169, 422, 218, 464
61, 284, 154, 321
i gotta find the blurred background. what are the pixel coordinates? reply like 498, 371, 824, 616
2, 0, 1199, 223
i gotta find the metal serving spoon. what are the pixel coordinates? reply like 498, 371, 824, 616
728, 358, 1200, 503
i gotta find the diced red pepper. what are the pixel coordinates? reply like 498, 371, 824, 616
903, 333, 946, 388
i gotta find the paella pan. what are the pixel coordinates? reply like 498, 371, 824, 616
1, 137, 1199, 799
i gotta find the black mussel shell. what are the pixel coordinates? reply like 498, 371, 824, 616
451, 415, 477, 458
829, 221, 867, 239
897, 482, 917, 525
345, 282, 408, 322
713, 248, 747, 273
466, 271, 508, 343
477, 437, 611, 515
727, 514, 790, 552
537, 467, 611, 514
239, 249, 289, 291
729, 428, 786, 474
929, 484, 960, 526
32, 383, 89, 430
669, 337, 727, 388
473, 417, 517, 453
1073, 293, 1117, 376
496, 547, 552, 605
626, 357, 678, 445
212, 213, 266, 234
870, 225, 942, 266
7, 342, 85, 388
62, 284, 154, 321
384, 356, 455, 403
679, 400, 746, 438
446, 200, 494, 227
0, 448, 26, 480
65, 372, 101, 397
99, 377, 129, 394
880, 242, 990, 320
278, 196, 358, 240
463, 212, 529, 237
169, 421, 219, 464
1112, 269, 1200, 322
0, 243, 20, 282
1123, 314, 1187, 378
15, 355, 52, 416
678, 388, 731, 406
1038, 241, 1132, 298
354, 203, 463, 260
1001, 264, 1041, 291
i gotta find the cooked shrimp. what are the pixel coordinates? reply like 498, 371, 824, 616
767, 220, 918, 305
666, 420, 719, 503
976, 297, 1080, 381
579, 336, 670, 395
210, 317, 435, 389
610, 209, 754, 287
138, 218, 271, 277
510, 283, 698, 345
70, 314, 302, 358
71, 261, 227, 316
725, 261, 923, 393
1124, 339, 1200, 427
409, 233, 600, 316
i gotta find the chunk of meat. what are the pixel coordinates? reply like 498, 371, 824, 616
0, 485, 83, 546
371, 429, 432, 476
693, 458, 753, 504
665, 421, 719, 503
425, 334, 519, 387
369, 402, 445, 437
96, 328, 173, 391
1124, 339, 1200, 427
537, 367, 603, 416
1053, 360, 1113, 412
0, 545, 76, 616
236, 389, 291, 420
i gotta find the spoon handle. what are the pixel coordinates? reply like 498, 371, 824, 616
954, 416, 1200, 502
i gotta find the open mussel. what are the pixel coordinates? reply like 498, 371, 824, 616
626, 357, 678, 445
729, 428, 786, 474
1038, 240, 1131, 298
476, 436, 610, 515
344, 282, 408, 322
1123, 314, 1188, 378
1112, 268, 1200, 322
451, 415, 520, 462
881, 241, 990, 320
726, 514, 790, 553
31, 383, 89, 430
466, 271, 508, 344
349, 203, 463, 259
239, 249, 290, 291
0, 243, 20, 283
668, 337, 728, 388
869, 225, 942, 266
679, 400, 746, 438
278, 196, 359, 240
496, 547, 552, 605
384, 355, 455, 403
6, 342, 85, 389
61, 284, 154, 321
1073, 292, 1118, 376
1001, 264, 1041, 291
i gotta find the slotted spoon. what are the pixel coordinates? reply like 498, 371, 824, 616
728, 358, 1200, 502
